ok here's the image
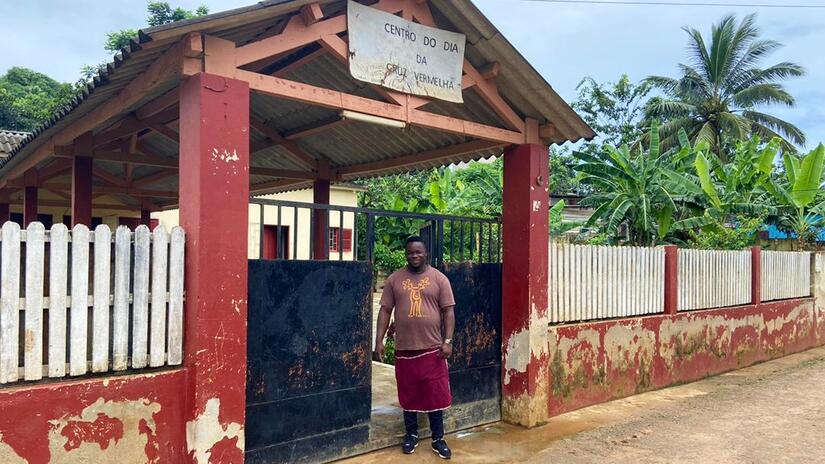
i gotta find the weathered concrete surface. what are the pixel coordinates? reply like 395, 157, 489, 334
340, 346, 825, 463
0, 369, 186, 463
548, 297, 820, 417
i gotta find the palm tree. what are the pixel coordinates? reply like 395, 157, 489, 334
645, 14, 805, 157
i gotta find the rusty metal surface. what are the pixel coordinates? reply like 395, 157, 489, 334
245, 259, 373, 461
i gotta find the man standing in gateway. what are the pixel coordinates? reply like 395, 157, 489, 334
374, 236, 456, 459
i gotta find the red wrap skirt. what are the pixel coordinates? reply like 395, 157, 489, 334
394, 348, 452, 413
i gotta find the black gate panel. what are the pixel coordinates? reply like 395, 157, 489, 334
442, 263, 502, 421
246, 260, 373, 463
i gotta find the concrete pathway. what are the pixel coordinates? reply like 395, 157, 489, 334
340, 346, 825, 463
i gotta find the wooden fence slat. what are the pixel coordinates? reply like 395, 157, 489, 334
91, 225, 112, 372
112, 226, 131, 371
132, 225, 151, 369
0, 222, 20, 383
23, 222, 45, 380
48, 224, 69, 378
69, 224, 90, 376
149, 226, 169, 367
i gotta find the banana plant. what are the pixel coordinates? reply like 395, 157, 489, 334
575, 122, 708, 245
766, 143, 825, 247
662, 136, 780, 228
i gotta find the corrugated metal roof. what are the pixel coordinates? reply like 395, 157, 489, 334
4, 0, 594, 208
0, 130, 30, 158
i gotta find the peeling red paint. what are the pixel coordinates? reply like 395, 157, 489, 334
179, 72, 249, 461
62, 413, 124, 451
0, 369, 186, 464
548, 298, 822, 418
140, 418, 160, 462
207, 436, 244, 464
501, 143, 551, 427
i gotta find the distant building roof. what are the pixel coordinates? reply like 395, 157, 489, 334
0, 130, 31, 159
764, 223, 825, 242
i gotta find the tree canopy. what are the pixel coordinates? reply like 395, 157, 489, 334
0, 67, 76, 132
644, 14, 806, 157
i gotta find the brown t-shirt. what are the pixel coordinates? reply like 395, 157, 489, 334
380, 266, 455, 351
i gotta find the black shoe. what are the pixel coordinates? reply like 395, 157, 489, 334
431, 439, 451, 459
402, 434, 419, 454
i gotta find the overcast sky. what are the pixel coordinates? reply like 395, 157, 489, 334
1, 0, 823, 147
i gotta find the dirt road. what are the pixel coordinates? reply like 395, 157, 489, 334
340, 346, 825, 464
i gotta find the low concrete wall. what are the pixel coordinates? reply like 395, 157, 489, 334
0, 369, 186, 463
547, 298, 822, 417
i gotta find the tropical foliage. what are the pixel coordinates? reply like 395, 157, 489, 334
575, 123, 704, 246
644, 14, 806, 156
766, 144, 825, 245
0, 68, 76, 132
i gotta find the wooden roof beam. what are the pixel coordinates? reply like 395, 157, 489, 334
8, 198, 141, 212
58, 144, 315, 179
41, 183, 178, 198
249, 115, 317, 170
234, 0, 406, 68
93, 167, 130, 187
301, 3, 324, 26
0, 34, 194, 189
283, 117, 350, 140
339, 139, 503, 177
235, 70, 525, 145
318, 35, 431, 109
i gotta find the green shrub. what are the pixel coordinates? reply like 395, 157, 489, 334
688, 216, 762, 250
374, 242, 407, 274
383, 337, 396, 365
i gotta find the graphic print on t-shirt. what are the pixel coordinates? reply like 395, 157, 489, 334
402, 277, 430, 318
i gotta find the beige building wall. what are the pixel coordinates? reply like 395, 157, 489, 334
153, 186, 361, 260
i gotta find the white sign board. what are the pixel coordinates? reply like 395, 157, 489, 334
347, 1, 466, 103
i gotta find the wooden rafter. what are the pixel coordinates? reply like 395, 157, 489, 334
249, 115, 317, 170
42, 183, 178, 198
317, 35, 432, 109
132, 170, 177, 188
93, 167, 129, 187
339, 139, 503, 177
94, 105, 178, 148
0, 34, 195, 188
57, 145, 315, 179
146, 121, 179, 143
8, 198, 139, 212
283, 117, 350, 140
235, 69, 524, 145
249, 178, 307, 196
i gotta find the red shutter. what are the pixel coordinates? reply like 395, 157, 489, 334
343, 229, 353, 252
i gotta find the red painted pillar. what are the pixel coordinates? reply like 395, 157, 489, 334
501, 143, 550, 427
312, 161, 331, 260
140, 209, 151, 227
23, 168, 38, 226
0, 202, 9, 223
664, 245, 678, 315
23, 186, 38, 226
751, 246, 761, 305
179, 72, 249, 463
72, 132, 93, 227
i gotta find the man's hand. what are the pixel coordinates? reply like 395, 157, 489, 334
439, 343, 452, 359
374, 341, 385, 362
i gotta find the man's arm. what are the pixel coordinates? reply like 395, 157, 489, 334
374, 305, 393, 361
440, 305, 455, 359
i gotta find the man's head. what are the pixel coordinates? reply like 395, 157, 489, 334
404, 236, 428, 271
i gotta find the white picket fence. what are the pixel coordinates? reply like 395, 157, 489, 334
0, 221, 185, 384
549, 242, 665, 323
761, 251, 811, 301
677, 249, 752, 311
